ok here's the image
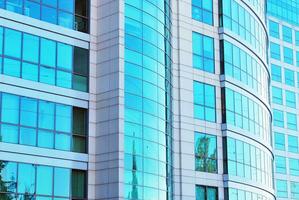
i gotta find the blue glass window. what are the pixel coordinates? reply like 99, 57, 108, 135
269, 20, 279, 38
3, 58, 21, 77
284, 47, 293, 64
55, 104, 72, 133
40, 38, 56, 67
1, 93, 19, 124
57, 43, 72, 70
24, 0, 41, 19
270, 42, 281, 60
23, 33, 39, 63
291, 182, 299, 199
36, 166, 53, 195
41, 5, 57, 24
196, 185, 217, 200
0, 162, 17, 192
54, 167, 70, 197
192, 0, 213, 25
0, 27, 3, 55
272, 86, 282, 105
38, 100, 55, 130
288, 135, 298, 153
194, 81, 216, 122
285, 69, 295, 86
273, 109, 284, 128
285, 90, 296, 108
276, 179, 288, 198
6, 0, 23, 14
283, 25, 293, 43
20, 97, 37, 127
20, 127, 36, 146
43, 0, 57, 7
58, 0, 74, 13
194, 132, 217, 173
57, 70, 72, 88
4, 28, 21, 58
58, 11, 74, 29
40, 66, 55, 85
275, 156, 286, 174
193, 32, 214, 73
38, 130, 54, 148
290, 159, 299, 176
0, 124, 18, 144
17, 163, 35, 194
22, 62, 38, 81
271, 64, 282, 82
274, 132, 285, 150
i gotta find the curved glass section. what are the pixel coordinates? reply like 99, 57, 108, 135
0, 0, 89, 33
219, 0, 267, 61
222, 88, 271, 146
220, 40, 269, 102
124, 0, 172, 199
0, 92, 88, 153
0, 26, 89, 92
225, 187, 275, 200
243, 0, 266, 23
0, 160, 86, 199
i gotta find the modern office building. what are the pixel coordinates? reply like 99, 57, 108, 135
0, 0, 286, 200
267, 0, 299, 199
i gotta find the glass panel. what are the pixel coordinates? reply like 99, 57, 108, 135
57, 43, 72, 70
0, 161, 17, 193
72, 170, 85, 198
3, 58, 21, 77
38, 130, 54, 148
55, 132, 71, 151
36, 166, 53, 195
41, 5, 57, 24
58, 11, 74, 29
20, 127, 36, 146
73, 74, 88, 92
6, 0, 23, 14
2, 93, 19, 124
54, 167, 70, 197
0, 124, 18, 143
40, 38, 56, 67
57, 70, 72, 88
59, 0, 74, 12
73, 107, 86, 135
17, 163, 35, 194
24, 0, 41, 19
42, 0, 57, 7
38, 101, 55, 130
55, 104, 72, 133
74, 47, 88, 75
40, 66, 55, 85
22, 62, 38, 81
4, 28, 21, 58
23, 33, 39, 63
20, 97, 37, 127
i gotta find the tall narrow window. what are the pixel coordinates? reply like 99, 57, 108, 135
196, 185, 217, 200
192, 0, 213, 25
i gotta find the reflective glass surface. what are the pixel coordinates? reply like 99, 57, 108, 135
224, 137, 273, 188
192, 32, 214, 73
194, 81, 216, 122
196, 185, 217, 200
192, 0, 213, 25
0, 26, 89, 92
194, 132, 217, 173
227, 188, 275, 200
0, 0, 89, 32
0, 160, 86, 199
124, 0, 172, 199
0, 92, 87, 153
276, 179, 288, 198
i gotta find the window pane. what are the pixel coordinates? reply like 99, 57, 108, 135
73, 74, 88, 92
59, 0, 74, 12
40, 66, 55, 85
6, 0, 23, 14
74, 47, 88, 75
58, 11, 74, 29
18, 163, 35, 194
4, 28, 21, 58
0, 162, 17, 193
57, 43, 72, 70
72, 136, 86, 153
54, 167, 70, 197
38, 130, 54, 148
56, 104, 72, 133
41, 5, 57, 24
20, 97, 37, 127
20, 127, 36, 146
24, 0, 41, 19
73, 107, 86, 135
0, 124, 18, 144
36, 166, 53, 195
2, 93, 19, 124
3, 58, 21, 77
38, 101, 55, 130
22, 62, 38, 81
23, 33, 39, 63
0, 27, 3, 55
40, 38, 56, 67
57, 70, 72, 88
55, 132, 71, 151
42, 0, 57, 7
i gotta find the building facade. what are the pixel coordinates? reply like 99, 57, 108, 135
0, 0, 285, 200
268, 0, 299, 199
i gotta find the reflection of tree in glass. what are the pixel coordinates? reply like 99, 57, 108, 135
127, 133, 139, 199
0, 161, 16, 200
195, 136, 217, 172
